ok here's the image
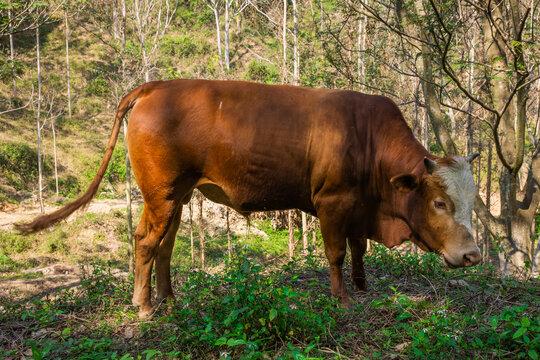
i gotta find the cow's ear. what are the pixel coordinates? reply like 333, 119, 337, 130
390, 174, 419, 193
424, 157, 438, 174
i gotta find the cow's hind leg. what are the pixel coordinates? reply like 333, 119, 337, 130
348, 237, 367, 291
132, 197, 181, 318
155, 205, 183, 304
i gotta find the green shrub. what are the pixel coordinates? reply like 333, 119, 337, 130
175, 6, 197, 24
104, 142, 126, 185
197, 9, 214, 25
0, 142, 52, 191
55, 175, 81, 198
0, 249, 19, 271
0, 58, 24, 84
86, 64, 110, 97
43, 229, 68, 254
167, 253, 337, 358
86, 77, 109, 97
244, 60, 280, 84
0, 230, 31, 255
162, 35, 209, 58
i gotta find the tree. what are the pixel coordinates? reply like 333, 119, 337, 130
0, 0, 56, 36
205, 0, 224, 71
64, 8, 72, 118
292, 0, 299, 84
35, 20, 43, 212
131, 0, 176, 82
357, 0, 540, 274
282, 0, 287, 81
223, 0, 249, 71
8, 7, 16, 99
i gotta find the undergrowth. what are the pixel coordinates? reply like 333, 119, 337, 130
0, 244, 538, 359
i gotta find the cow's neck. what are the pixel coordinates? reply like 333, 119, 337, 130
369, 124, 431, 247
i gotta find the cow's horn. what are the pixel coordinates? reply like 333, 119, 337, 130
424, 157, 438, 174
465, 153, 480, 163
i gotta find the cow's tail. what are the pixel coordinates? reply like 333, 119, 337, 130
15, 86, 143, 234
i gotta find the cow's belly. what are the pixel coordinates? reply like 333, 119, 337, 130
195, 174, 314, 215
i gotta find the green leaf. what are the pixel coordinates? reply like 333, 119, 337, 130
143, 350, 161, 360
528, 350, 538, 360
215, 337, 227, 346
491, 316, 498, 328
521, 317, 531, 327
269, 308, 277, 321
396, 312, 412, 321
513, 327, 527, 339
226, 338, 246, 346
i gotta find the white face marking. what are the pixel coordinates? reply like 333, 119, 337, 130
434, 157, 476, 234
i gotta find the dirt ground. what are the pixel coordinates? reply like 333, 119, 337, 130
0, 199, 136, 303
0, 197, 268, 304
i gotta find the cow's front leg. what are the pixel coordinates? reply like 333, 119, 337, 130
348, 237, 367, 291
317, 202, 352, 305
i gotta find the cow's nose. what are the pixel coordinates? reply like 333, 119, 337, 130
463, 249, 481, 267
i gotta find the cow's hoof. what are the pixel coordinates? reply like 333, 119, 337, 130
339, 295, 354, 309
156, 294, 176, 305
157, 295, 177, 314
352, 279, 367, 291
138, 305, 156, 319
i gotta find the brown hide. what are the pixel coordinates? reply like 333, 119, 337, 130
18, 79, 478, 317
128, 80, 426, 229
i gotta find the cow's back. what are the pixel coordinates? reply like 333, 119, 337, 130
126, 80, 406, 215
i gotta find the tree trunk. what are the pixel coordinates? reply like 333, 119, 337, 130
357, 13, 366, 90
467, 31, 475, 154
121, 0, 126, 49
419, 42, 458, 156
282, 0, 287, 83
52, 120, 59, 197
65, 9, 72, 118
36, 25, 44, 213
481, 3, 531, 274
302, 212, 307, 253
143, 46, 149, 82
8, 8, 17, 99
483, 141, 492, 263
288, 210, 294, 260
226, 207, 231, 261
224, 0, 230, 71
292, 0, 299, 85
198, 194, 205, 270
189, 201, 194, 265
212, 5, 224, 71
423, 111, 428, 149
113, 0, 120, 40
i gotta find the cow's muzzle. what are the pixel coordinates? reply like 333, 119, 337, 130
443, 248, 481, 268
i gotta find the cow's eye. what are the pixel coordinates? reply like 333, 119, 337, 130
434, 201, 447, 210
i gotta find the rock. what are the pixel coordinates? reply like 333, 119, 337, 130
449, 279, 470, 288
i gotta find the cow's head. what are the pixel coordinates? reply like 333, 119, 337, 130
390, 154, 481, 268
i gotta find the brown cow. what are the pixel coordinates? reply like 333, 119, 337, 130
17, 79, 481, 317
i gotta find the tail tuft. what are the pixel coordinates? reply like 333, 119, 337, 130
14, 190, 95, 234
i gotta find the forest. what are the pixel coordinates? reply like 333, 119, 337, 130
0, 0, 539, 359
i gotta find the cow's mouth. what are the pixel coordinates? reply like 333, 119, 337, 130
442, 256, 458, 269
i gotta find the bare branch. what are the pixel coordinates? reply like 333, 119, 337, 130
0, 87, 34, 115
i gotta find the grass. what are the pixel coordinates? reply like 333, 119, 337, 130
0, 211, 134, 274
0, 230, 538, 359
